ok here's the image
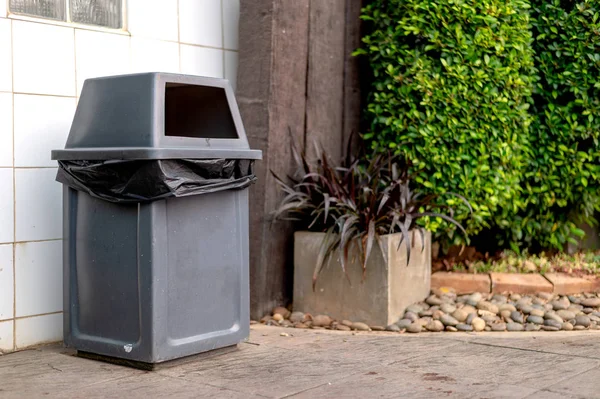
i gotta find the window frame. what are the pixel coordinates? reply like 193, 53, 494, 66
7, 0, 128, 33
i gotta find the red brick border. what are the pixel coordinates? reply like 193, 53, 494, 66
432, 272, 600, 295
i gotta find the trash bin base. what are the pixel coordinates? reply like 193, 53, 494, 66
77, 344, 239, 371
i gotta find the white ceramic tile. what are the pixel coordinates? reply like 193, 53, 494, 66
223, 0, 239, 50
0, 0, 7, 18
224, 50, 238, 91
15, 168, 62, 242
127, 0, 178, 42
15, 240, 62, 317
131, 37, 179, 73
0, 19, 12, 92
0, 320, 14, 352
15, 313, 62, 349
14, 95, 76, 167
180, 45, 223, 78
0, 92, 12, 166
0, 169, 14, 244
12, 21, 75, 96
75, 30, 130, 95
179, 0, 222, 48
0, 244, 13, 321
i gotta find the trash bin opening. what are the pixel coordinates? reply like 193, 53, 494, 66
165, 83, 238, 140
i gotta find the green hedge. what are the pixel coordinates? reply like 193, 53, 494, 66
359, 0, 600, 250
512, 0, 600, 249
357, 0, 535, 243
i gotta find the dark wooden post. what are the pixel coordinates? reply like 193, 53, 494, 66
237, 0, 365, 319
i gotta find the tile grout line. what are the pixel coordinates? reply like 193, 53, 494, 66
462, 339, 600, 361
522, 362, 600, 399
10, 16, 16, 352
1, 310, 62, 323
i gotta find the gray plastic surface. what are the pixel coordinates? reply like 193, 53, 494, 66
51, 73, 261, 161
63, 186, 250, 363
55, 73, 259, 363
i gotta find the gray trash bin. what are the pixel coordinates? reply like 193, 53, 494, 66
51, 73, 262, 367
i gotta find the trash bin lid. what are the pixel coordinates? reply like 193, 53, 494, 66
51, 73, 262, 161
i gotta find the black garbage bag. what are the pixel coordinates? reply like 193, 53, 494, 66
56, 159, 256, 203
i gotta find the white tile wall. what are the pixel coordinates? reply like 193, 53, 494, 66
180, 45, 223, 78
0, 93, 13, 166
0, 244, 14, 321
14, 94, 76, 167
0, 19, 12, 92
223, 0, 239, 50
131, 37, 180, 73
0, 0, 240, 352
179, 0, 223, 48
15, 313, 62, 349
15, 168, 62, 242
12, 21, 75, 96
0, 169, 14, 244
225, 50, 238, 91
128, 0, 178, 42
75, 30, 131, 95
15, 240, 62, 317
0, 320, 14, 352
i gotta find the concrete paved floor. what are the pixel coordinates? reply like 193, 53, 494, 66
2, 325, 600, 398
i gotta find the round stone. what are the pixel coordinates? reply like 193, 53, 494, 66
538, 292, 554, 301
432, 310, 445, 320
456, 324, 473, 332
341, 319, 354, 327
510, 294, 522, 301
541, 326, 559, 331
386, 324, 400, 332
568, 295, 582, 304
552, 300, 570, 311
419, 310, 434, 317
492, 294, 508, 303
313, 315, 332, 327
462, 305, 478, 315
457, 295, 470, 303
396, 319, 413, 329
499, 304, 517, 313
520, 305, 534, 314
557, 310, 576, 320
426, 320, 445, 332
370, 325, 385, 331
510, 311, 524, 324
544, 319, 562, 329
574, 325, 586, 330
507, 323, 525, 331
590, 315, 600, 323
500, 310, 512, 320
530, 309, 545, 318
544, 312, 564, 323
273, 306, 291, 318
561, 322, 574, 331
440, 303, 457, 314
527, 315, 544, 325
352, 322, 370, 331
544, 304, 554, 311
272, 313, 284, 322
334, 324, 350, 331
478, 309, 496, 318
533, 297, 546, 305
440, 314, 459, 327
289, 312, 304, 323
472, 317, 486, 332
575, 315, 591, 327
404, 312, 419, 322
484, 326, 492, 332
467, 293, 483, 306
482, 315, 499, 324
568, 304, 584, 313
491, 322, 507, 332
581, 298, 600, 308
446, 326, 458, 332
525, 323, 541, 331
426, 295, 443, 306
417, 318, 431, 327
294, 322, 309, 329
452, 309, 469, 323
582, 308, 594, 314
406, 323, 422, 333
396, 319, 413, 328
466, 313, 476, 325
532, 304, 545, 311
406, 304, 423, 314
477, 301, 499, 314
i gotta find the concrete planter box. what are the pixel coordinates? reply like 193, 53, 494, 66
293, 230, 431, 327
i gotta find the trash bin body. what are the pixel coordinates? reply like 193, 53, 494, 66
53, 73, 261, 364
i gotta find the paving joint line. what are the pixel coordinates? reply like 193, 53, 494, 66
463, 339, 600, 361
